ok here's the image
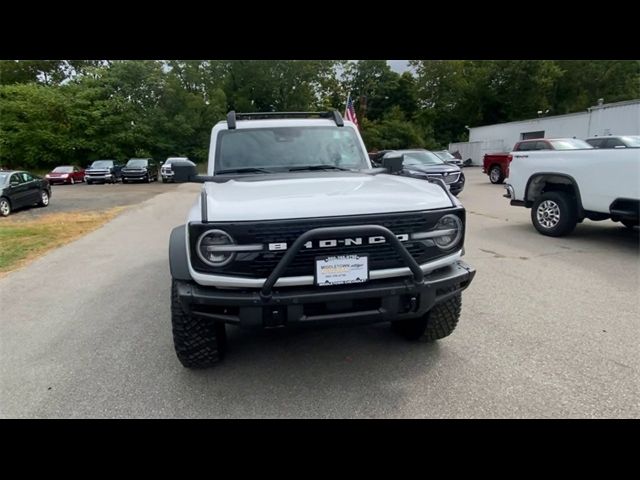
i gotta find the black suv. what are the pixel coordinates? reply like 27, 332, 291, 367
85, 160, 123, 184
121, 158, 159, 183
372, 149, 465, 196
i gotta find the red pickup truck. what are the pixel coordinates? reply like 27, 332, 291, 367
482, 138, 593, 184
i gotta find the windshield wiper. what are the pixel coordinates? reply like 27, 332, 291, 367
288, 165, 350, 172
215, 167, 273, 175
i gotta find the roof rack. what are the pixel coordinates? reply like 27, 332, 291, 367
226, 110, 344, 129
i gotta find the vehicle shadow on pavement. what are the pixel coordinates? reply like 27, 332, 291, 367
504, 222, 639, 253
178, 323, 446, 417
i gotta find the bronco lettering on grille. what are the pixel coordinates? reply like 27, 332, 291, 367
267, 234, 409, 252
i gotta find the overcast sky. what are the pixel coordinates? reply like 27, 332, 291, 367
388, 60, 411, 73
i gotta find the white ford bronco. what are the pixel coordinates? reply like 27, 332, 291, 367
504, 147, 640, 236
168, 111, 476, 368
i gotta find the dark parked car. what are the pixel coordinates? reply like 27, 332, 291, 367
373, 149, 465, 196
121, 158, 158, 183
85, 160, 123, 184
45, 165, 85, 185
585, 135, 640, 149
0, 170, 51, 217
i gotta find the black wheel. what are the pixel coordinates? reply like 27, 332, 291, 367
622, 220, 638, 230
391, 292, 461, 342
122, 178, 128, 184
0, 197, 11, 217
146, 174, 152, 183
86, 180, 93, 185
531, 191, 577, 237
162, 178, 168, 183
171, 279, 226, 368
489, 165, 504, 184
38, 190, 50, 207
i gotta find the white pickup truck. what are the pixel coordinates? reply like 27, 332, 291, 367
504, 148, 640, 236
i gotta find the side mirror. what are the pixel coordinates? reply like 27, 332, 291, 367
171, 159, 199, 183
382, 154, 404, 174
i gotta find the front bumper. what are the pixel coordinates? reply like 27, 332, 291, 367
86, 174, 113, 181
122, 171, 149, 179
448, 174, 465, 195
176, 260, 475, 328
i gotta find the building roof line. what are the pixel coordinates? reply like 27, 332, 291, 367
470, 98, 640, 130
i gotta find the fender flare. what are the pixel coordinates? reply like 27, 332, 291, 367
524, 172, 584, 217
169, 225, 192, 281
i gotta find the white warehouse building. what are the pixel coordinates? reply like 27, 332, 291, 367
449, 99, 640, 165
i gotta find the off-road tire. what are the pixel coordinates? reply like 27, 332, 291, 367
392, 292, 461, 341
531, 191, 578, 237
171, 279, 227, 368
489, 165, 504, 184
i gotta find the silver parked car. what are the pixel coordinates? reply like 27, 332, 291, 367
584, 135, 640, 149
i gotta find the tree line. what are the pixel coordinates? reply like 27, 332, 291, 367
1, 60, 638, 169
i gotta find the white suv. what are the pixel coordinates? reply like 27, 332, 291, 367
167, 111, 476, 368
161, 157, 190, 183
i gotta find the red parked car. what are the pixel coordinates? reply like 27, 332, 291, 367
45, 166, 85, 185
482, 138, 592, 184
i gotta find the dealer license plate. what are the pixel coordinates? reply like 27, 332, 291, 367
315, 255, 369, 287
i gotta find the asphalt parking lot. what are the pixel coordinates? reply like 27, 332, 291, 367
7, 180, 181, 219
1, 167, 638, 418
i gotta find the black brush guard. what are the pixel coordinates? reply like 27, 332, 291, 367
175, 223, 475, 328
260, 224, 424, 300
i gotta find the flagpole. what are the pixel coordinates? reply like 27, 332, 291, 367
345, 92, 351, 118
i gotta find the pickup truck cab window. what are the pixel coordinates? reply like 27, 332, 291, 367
548, 139, 592, 150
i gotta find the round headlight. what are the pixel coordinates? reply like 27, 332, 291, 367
196, 229, 235, 267
433, 214, 463, 250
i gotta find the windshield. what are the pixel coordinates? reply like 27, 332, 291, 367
126, 159, 148, 167
215, 126, 368, 173
435, 151, 455, 159
165, 157, 187, 164
91, 160, 114, 168
0, 172, 9, 185
622, 136, 640, 147
52, 166, 74, 173
549, 139, 593, 150
391, 150, 445, 167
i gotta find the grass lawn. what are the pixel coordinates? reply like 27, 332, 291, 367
0, 208, 125, 275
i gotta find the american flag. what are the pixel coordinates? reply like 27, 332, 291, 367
344, 93, 359, 128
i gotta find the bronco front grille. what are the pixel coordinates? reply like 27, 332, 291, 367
189, 209, 464, 278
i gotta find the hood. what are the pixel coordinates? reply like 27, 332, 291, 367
197, 171, 454, 222
403, 163, 460, 175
